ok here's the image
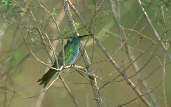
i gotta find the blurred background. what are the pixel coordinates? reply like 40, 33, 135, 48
0, 0, 171, 107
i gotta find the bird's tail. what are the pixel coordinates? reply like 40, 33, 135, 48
37, 68, 58, 88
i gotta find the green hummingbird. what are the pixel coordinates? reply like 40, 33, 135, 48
37, 33, 89, 87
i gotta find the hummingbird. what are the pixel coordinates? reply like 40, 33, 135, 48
37, 33, 89, 87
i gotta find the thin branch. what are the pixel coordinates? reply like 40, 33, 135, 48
95, 37, 152, 107
162, 53, 168, 107
38, 1, 62, 33
136, 0, 171, 60
100, 51, 154, 90
123, 28, 157, 44
108, 0, 158, 106
72, 65, 106, 83
156, 53, 168, 107
59, 75, 80, 107
126, 47, 158, 107
64, 0, 104, 107
24, 38, 59, 72
160, 5, 169, 107
65, 1, 153, 106
118, 80, 162, 107
24, 25, 62, 107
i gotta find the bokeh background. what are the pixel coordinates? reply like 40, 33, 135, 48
0, 0, 171, 107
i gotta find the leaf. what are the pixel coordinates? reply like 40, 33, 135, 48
74, 22, 80, 30
51, 8, 57, 16
1, 0, 12, 5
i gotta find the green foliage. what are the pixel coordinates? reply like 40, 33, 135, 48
51, 8, 57, 16
1, 0, 12, 5
141, 0, 152, 8
74, 22, 80, 30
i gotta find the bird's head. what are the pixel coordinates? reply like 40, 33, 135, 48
65, 33, 80, 46
66, 32, 93, 45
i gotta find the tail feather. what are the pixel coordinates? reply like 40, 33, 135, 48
37, 68, 58, 88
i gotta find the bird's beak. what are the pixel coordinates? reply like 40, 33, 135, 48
78, 34, 93, 39
65, 33, 93, 39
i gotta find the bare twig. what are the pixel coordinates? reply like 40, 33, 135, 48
72, 65, 106, 83
156, 53, 168, 107
64, 0, 104, 107
136, 0, 171, 60
125, 49, 159, 107
38, 1, 62, 33
24, 38, 59, 72
34, 40, 60, 107
95, 37, 152, 107
100, 51, 154, 90
59, 75, 80, 107
162, 54, 168, 107
160, 5, 169, 107
124, 28, 157, 44
65, 0, 153, 106
25, 26, 61, 107
118, 80, 162, 107
108, 0, 151, 106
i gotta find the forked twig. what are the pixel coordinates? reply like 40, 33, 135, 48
95, 37, 152, 107
64, 0, 104, 107
136, 0, 171, 60
108, 0, 157, 106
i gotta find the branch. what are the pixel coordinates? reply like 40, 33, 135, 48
108, 0, 158, 106
26, 8, 65, 107
136, 0, 171, 60
63, 0, 104, 107
95, 37, 152, 107
59, 76, 80, 107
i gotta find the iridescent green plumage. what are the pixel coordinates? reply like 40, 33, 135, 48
37, 33, 81, 87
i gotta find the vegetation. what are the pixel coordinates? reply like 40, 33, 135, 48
0, 0, 171, 107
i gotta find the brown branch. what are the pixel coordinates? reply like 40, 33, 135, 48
26, 9, 64, 107
100, 52, 154, 90
156, 53, 168, 107
108, 0, 158, 106
59, 75, 80, 107
38, 1, 62, 33
64, 0, 104, 107
136, 0, 171, 60
118, 80, 162, 107
95, 37, 152, 107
